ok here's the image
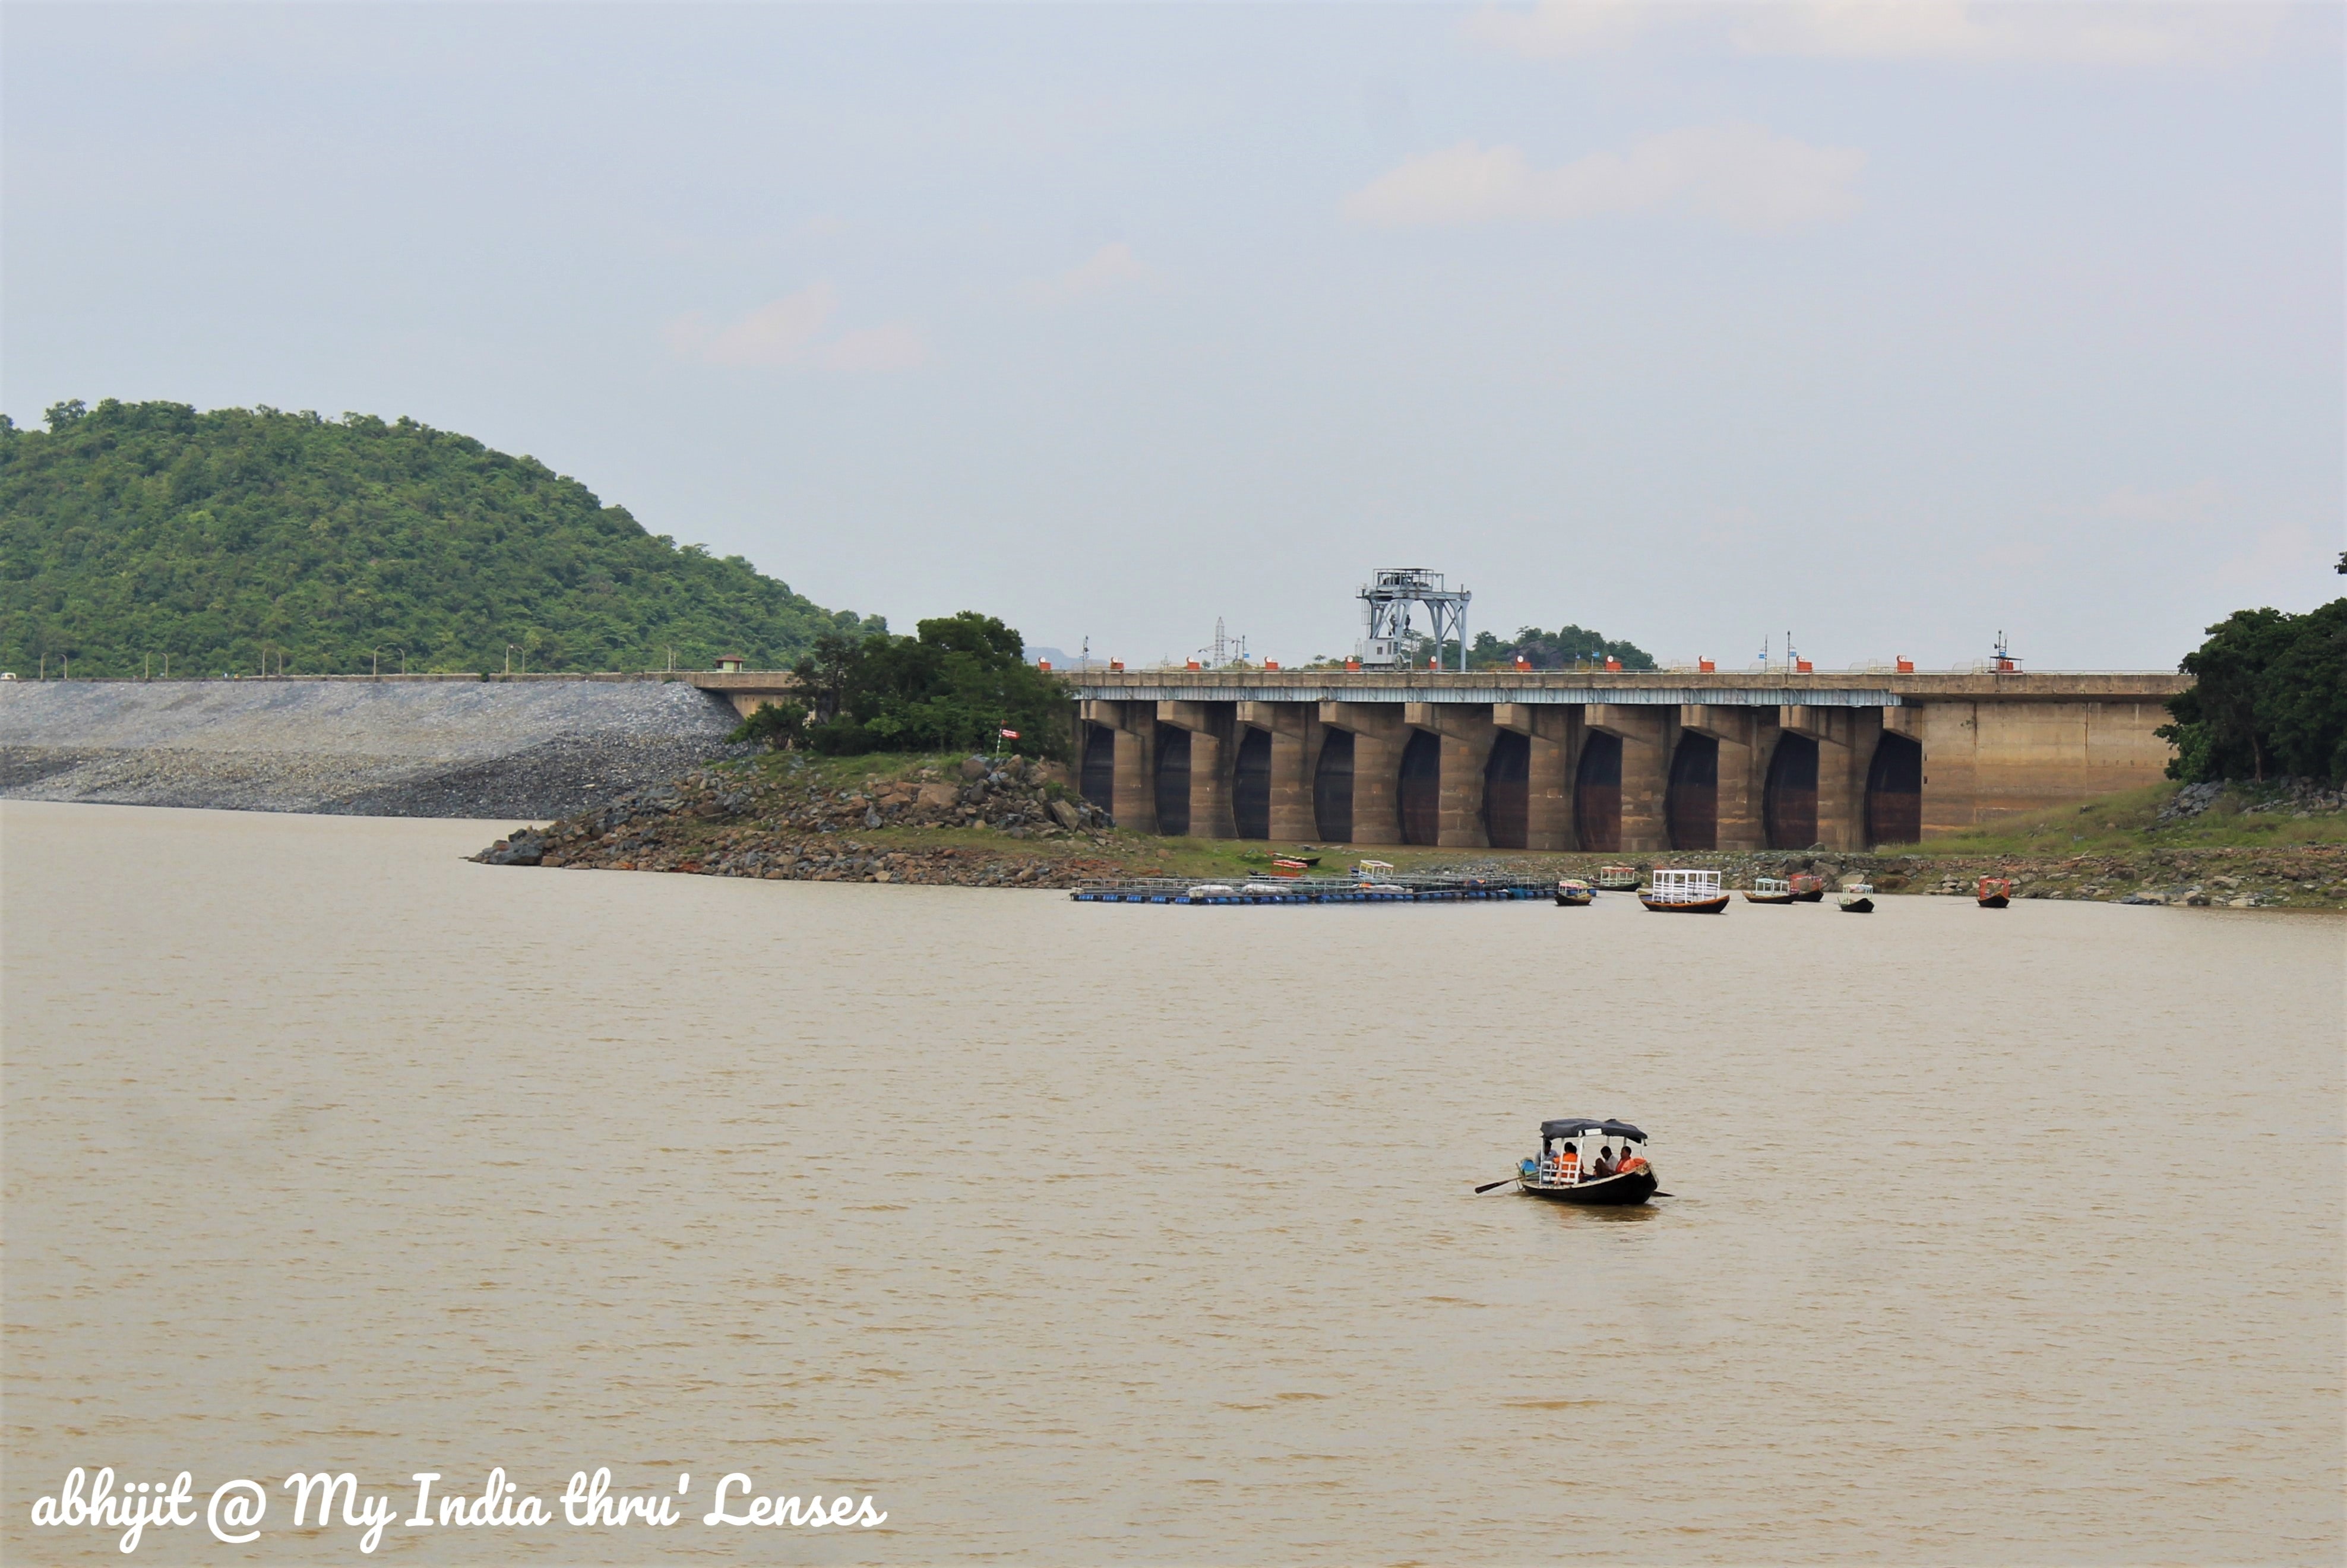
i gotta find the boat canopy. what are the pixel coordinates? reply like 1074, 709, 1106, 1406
1541, 1117, 1646, 1144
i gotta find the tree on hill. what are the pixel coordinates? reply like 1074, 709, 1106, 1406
2158, 600, 2347, 784
0, 398, 880, 676
1467, 624, 1656, 671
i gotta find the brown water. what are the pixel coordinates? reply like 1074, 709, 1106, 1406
4, 802, 2340, 1563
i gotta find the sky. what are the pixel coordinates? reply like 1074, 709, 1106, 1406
5, 1, 2340, 671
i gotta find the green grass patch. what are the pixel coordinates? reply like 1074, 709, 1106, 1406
1875, 781, 2347, 858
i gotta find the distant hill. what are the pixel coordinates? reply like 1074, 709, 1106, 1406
0, 399, 880, 677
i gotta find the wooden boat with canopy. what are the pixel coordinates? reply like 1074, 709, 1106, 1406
1977, 876, 2013, 909
1517, 1117, 1659, 1206
1593, 865, 1640, 892
1641, 868, 1729, 914
1788, 872, 1827, 902
1554, 878, 1593, 907
1742, 875, 1795, 905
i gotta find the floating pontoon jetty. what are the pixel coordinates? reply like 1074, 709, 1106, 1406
1070, 871, 1553, 906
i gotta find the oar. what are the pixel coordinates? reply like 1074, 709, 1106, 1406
1473, 1176, 1520, 1194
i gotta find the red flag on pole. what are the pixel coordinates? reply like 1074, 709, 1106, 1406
999, 728, 1019, 739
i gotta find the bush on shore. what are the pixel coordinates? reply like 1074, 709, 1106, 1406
2158, 599, 2347, 785
791, 612, 1070, 761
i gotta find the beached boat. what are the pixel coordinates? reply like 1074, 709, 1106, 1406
1593, 865, 1640, 892
1789, 872, 1826, 903
1641, 868, 1729, 914
1977, 876, 2013, 909
1742, 875, 1795, 905
1838, 881, 1875, 913
1554, 878, 1593, 907
1515, 1117, 1658, 1206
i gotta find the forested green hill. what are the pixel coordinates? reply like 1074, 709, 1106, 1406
0, 399, 879, 676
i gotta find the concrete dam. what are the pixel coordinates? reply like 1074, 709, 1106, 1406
1039, 667, 2187, 852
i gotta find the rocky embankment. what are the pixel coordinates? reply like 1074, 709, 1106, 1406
475, 753, 1121, 886
0, 678, 747, 817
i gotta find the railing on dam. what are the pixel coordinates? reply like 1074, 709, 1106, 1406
1057, 668, 2189, 706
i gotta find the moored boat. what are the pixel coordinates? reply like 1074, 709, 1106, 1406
1554, 878, 1593, 907
1978, 875, 2013, 909
1838, 880, 1875, 913
1641, 868, 1729, 914
1742, 875, 1795, 905
1516, 1117, 1658, 1205
1789, 872, 1826, 902
1594, 864, 1640, 892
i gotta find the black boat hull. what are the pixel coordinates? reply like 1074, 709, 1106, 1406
1978, 894, 2010, 909
1519, 1169, 1659, 1206
1791, 890, 1825, 903
1640, 895, 1729, 914
1554, 893, 1593, 906
1839, 897, 1874, 913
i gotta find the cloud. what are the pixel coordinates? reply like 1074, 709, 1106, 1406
1735, 2, 2279, 65
1462, 1, 2278, 66
663, 283, 925, 372
1343, 124, 1864, 233
2084, 480, 2225, 526
1025, 241, 1156, 304
807, 323, 927, 373
2216, 522, 2326, 590
1463, 0, 1653, 58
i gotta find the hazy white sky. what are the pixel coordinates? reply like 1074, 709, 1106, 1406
6, 2, 2340, 669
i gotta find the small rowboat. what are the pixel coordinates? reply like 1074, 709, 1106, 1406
1978, 876, 2013, 909
1554, 878, 1593, 907
1789, 872, 1826, 903
1641, 868, 1729, 914
1594, 864, 1640, 891
1838, 881, 1875, 913
1742, 875, 1795, 905
1516, 1117, 1659, 1206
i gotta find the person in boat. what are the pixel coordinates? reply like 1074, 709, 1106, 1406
1551, 1142, 1579, 1183
1588, 1145, 1618, 1179
1617, 1146, 1648, 1176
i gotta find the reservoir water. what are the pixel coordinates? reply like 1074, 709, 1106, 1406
4, 802, 2340, 1562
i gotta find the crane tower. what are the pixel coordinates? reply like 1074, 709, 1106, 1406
1356, 568, 1471, 671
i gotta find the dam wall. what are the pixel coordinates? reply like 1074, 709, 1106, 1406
1046, 669, 2186, 852
0, 678, 745, 818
